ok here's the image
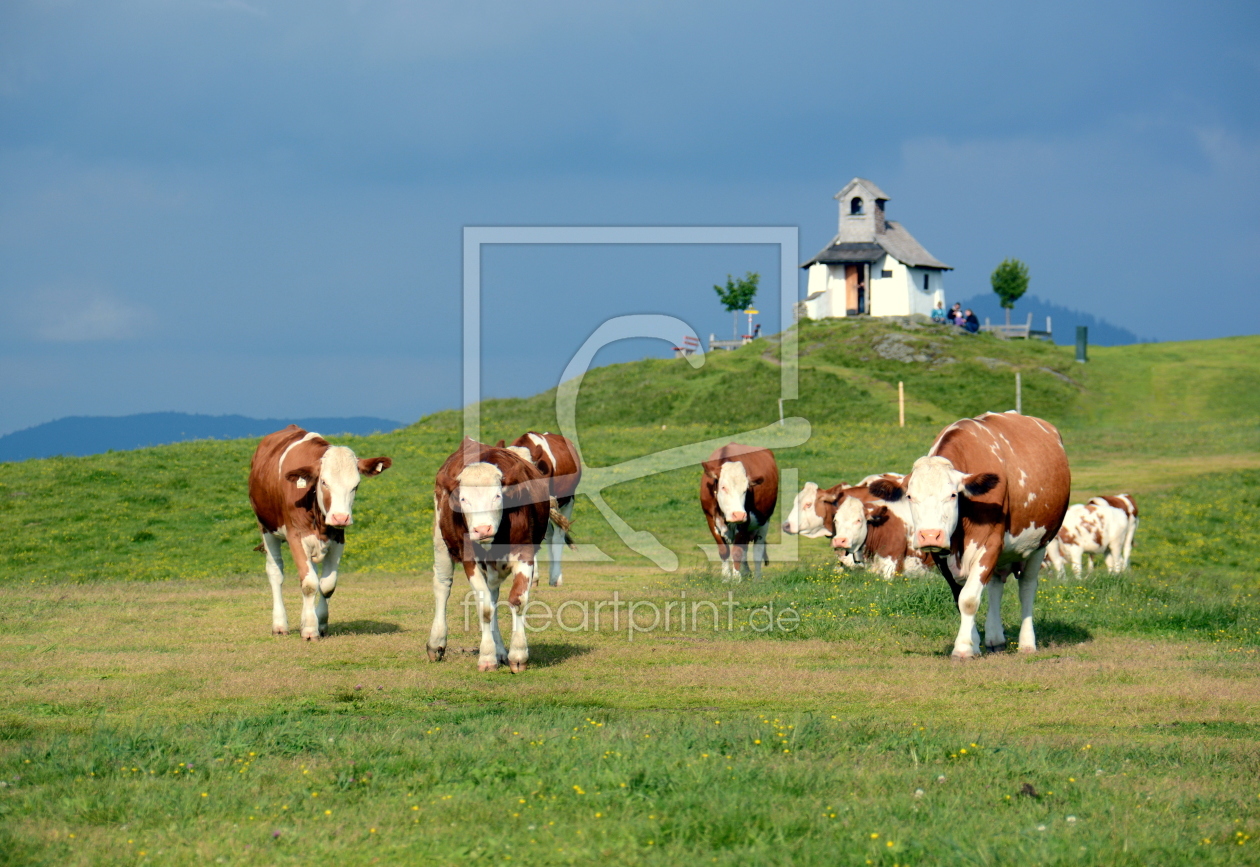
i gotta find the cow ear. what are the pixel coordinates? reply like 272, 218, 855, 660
357, 456, 392, 476
285, 466, 318, 489
747, 476, 763, 488
818, 489, 840, 504
868, 479, 903, 502
494, 440, 506, 448
865, 503, 891, 527
962, 472, 999, 497
701, 460, 721, 481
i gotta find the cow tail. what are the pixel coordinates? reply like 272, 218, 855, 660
548, 496, 577, 549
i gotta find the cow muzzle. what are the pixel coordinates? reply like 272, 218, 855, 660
728, 511, 747, 523
915, 528, 948, 550
469, 525, 495, 542
831, 536, 850, 550
327, 513, 352, 527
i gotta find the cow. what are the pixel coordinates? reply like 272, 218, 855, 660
700, 444, 779, 580
247, 425, 392, 640
508, 432, 582, 587
1089, 493, 1139, 570
1044, 501, 1127, 577
427, 437, 550, 672
782, 480, 931, 579
869, 411, 1071, 659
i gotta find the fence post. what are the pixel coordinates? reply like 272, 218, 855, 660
898, 381, 905, 428
1015, 371, 1022, 414
1075, 326, 1088, 363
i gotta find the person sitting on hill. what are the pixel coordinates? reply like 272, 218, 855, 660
963, 309, 980, 333
949, 302, 964, 325
931, 301, 948, 324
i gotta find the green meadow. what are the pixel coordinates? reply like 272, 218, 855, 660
2, 320, 1258, 865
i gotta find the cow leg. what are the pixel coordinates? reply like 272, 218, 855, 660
984, 577, 1007, 652
292, 534, 325, 641
465, 564, 505, 672
315, 540, 344, 638
1122, 518, 1138, 570
548, 499, 574, 587
1016, 549, 1045, 652
261, 533, 288, 635
507, 560, 533, 673
427, 509, 455, 662
951, 543, 992, 660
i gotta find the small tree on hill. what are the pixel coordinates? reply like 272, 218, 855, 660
991, 258, 1030, 326
714, 271, 760, 340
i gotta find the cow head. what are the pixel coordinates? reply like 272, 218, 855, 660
704, 459, 762, 524
453, 461, 505, 543
286, 446, 391, 528
828, 494, 871, 555
869, 455, 998, 551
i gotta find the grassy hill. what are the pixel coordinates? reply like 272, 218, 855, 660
1, 319, 1258, 584
3, 319, 1259, 866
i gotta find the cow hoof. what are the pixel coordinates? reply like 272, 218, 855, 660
549, 577, 562, 588
985, 643, 1006, 654
272, 627, 288, 636
1018, 644, 1038, 653
301, 629, 320, 641
426, 646, 446, 662
951, 649, 977, 661
477, 659, 500, 672
318, 626, 328, 637
509, 660, 528, 673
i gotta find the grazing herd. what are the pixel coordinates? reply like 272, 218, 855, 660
247, 411, 1139, 666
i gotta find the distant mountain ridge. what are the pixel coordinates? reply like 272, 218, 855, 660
0, 413, 404, 463
951, 293, 1150, 346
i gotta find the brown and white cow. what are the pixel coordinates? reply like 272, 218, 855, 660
700, 444, 779, 580
1044, 501, 1127, 577
1089, 493, 1139, 570
782, 481, 931, 579
427, 437, 550, 672
870, 411, 1070, 659
508, 432, 582, 587
248, 425, 391, 640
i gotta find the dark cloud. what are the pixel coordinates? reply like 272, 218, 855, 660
0, 0, 1256, 433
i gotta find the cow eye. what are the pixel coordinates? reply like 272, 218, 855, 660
950, 493, 957, 499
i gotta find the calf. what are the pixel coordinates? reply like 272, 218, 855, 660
509, 431, 582, 587
700, 444, 779, 580
1089, 494, 1138, 570
428, 437, 549, 672
782, 481, 929, 578
870, 411, 1070, 659
1044, 503, 1104, 577
248, 425, 391, 639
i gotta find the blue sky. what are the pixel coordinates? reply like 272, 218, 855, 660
1, 1, 1256, 435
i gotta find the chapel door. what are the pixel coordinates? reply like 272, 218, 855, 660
845, 264, 860, 315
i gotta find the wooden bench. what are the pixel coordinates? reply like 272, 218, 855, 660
980, 313, 1053, 341
673, 335, 701, 358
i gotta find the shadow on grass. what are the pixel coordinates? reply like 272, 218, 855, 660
922, 619, 1094, 658
1035, 619, 1093, 648
327, 619, 403, 636
524, 642, 596, 668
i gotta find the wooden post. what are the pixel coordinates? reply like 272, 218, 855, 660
778, 397, 785, 427
1076, 326, 1088, 363
898, 381, 905, 427
1015, 372, 1022, 414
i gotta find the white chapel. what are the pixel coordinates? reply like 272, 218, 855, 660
801, 178, 951, 320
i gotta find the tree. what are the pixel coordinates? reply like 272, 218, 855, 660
990, 258, 1030, 326
713, 271, 760, 340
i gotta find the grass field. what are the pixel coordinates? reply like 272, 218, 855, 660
2, 321, 1258, 865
